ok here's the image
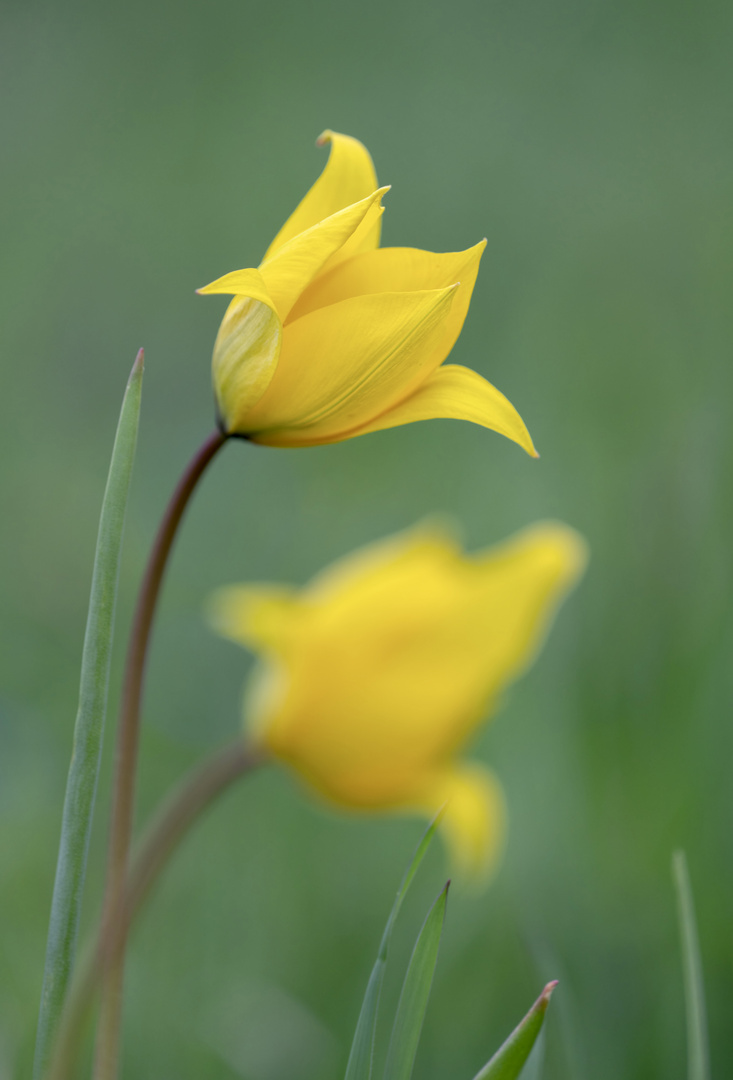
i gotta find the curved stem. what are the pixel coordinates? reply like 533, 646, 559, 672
93, 429, 228, 1080
125, 741, 267, 920
49, 739, 264, 1080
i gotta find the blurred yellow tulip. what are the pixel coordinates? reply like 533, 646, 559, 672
198, 131, 537, 453
209, 521, 587, 877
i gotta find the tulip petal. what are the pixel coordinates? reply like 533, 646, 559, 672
466, 521, 589, 696
289, 243, 486, 382
207, 584, 302, 651
346, 364, 539, 456
264, 131, 380, 261
259, 188, 388, 322
290, 242, 486, 322
197, 268, 283, 431
422, 764, 506, 879
243, 287, 458, 444
308, 521, 460, 603
196, 267, 275, 304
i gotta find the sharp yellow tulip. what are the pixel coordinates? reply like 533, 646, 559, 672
209, 521, 587, 876
198, 131, 537, 453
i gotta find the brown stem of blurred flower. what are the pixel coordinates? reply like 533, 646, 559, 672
48, 738, 265, 1080
92, 429, 228, 1080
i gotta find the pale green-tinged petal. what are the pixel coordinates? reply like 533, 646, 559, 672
346, 364, 538, 456
258, 188, 388, 322
264, 131, 380, 260
420, 764, 506, 880
243, 287, 458, 444
197, 268, 282, 432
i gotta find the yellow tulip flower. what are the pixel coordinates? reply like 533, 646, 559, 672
209, 521, 586, 876
198, 131, 537, 453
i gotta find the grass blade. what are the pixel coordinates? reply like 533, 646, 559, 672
344, 817, 440, 1080
382, 881, 449, 1080
672, 850, 710, 1080
33, 352, 144, 1079
471, 982, 557, 1080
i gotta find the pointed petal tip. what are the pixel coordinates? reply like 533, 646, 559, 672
521, 429, 540, 458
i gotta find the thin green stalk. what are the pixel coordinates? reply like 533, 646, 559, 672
33, 352, 144, 1080
93, 427, 228, 1080
673, 851, 710, 1080
47, 738, 264, 1080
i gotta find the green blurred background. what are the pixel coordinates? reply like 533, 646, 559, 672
2, 0, 732, 1076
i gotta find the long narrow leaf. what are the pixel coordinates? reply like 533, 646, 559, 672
673, 850, 710, 1080
471, 982, 557, 1080
518, 1026, 546, 1080
33, 352, 144, 1079
344, 817, 440, 1080
382, 881, 449, 1080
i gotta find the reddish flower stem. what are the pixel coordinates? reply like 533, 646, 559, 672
92, 429, 228, 1080
47, 738, 264, 1080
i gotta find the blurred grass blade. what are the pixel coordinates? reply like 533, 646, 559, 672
382, 880, 449, 1080
33, 352, 144, 1080
344, 817, 440, 1080
471, 982, 557, 1080
673, 851, 710, 1080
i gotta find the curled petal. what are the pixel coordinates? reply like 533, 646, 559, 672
243, 287, 458, 444
348, 363, 539, 456
259, 188, 388, 322
197, 266, 277, 304
264, 131, 380, 260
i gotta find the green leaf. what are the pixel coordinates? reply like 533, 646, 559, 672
672, 850, 711, 1080
471, 982, 557, 1080
344, 817, 440, 1080
382, 881, 449, 1080
518, 1026, 546, 1080
33, 352, 144, 1080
